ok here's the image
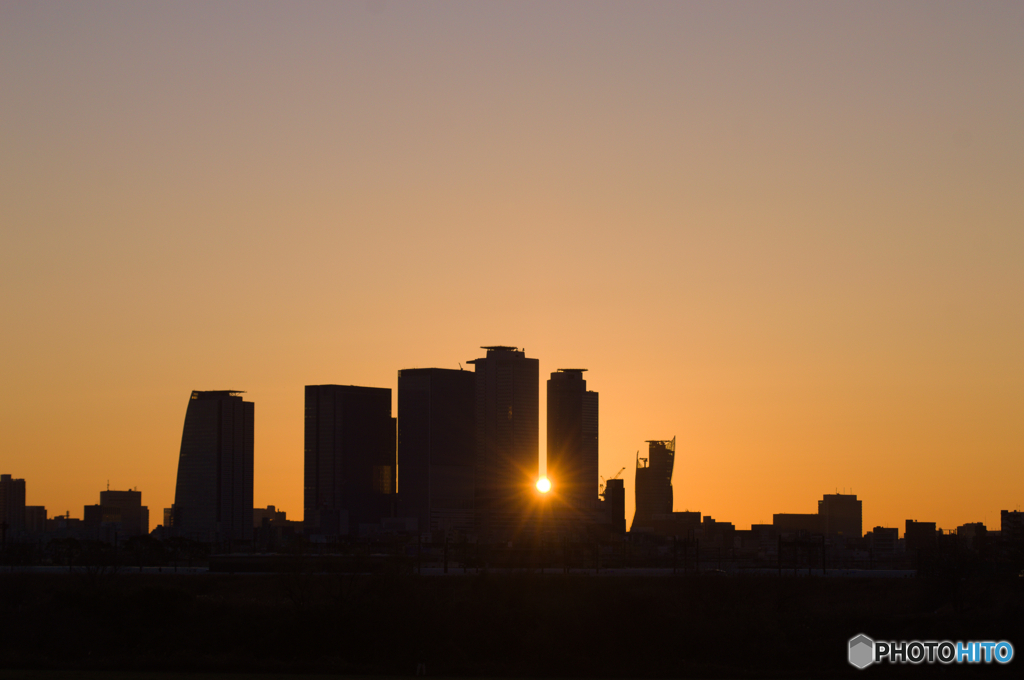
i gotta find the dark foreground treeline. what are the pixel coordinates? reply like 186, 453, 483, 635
1, 571, 1021, 678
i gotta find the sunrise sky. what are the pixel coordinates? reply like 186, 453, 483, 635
2, 1, 1022, 534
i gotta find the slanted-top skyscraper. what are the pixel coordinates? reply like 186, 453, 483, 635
304, 384, 396, 537
467, 346, 539, 532
546, 369, 598, 511
630, 437, 675, 533
172, 390, 253, 543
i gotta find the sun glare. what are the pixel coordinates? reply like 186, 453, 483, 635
536, 477, 551, 493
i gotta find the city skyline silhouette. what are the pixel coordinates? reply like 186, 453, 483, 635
2, 1, 1022, 543
2, 340, 1019, 543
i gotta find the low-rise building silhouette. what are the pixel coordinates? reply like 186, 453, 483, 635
904, 520, 938, 551
773, 513, 820, 535
818, 493, 862, 539
1002, 510, 1023, 543
100, 488, 149, 537
253, 505, 287, 528
772, 493, 863, 541
24, 506, 47, 534
867, 526, 898, 555
956, 522, 987, 551
83, 503, 122, 540
699, 515, 736, 549
0, 474, 26, 533
647, 511, 701, 537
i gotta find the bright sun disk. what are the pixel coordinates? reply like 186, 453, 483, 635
536, 477, 551, 493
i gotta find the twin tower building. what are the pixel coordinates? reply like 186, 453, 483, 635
170, 346, 613, 544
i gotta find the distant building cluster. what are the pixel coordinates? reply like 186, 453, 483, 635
168, 346, 629, 546
2, 344, 1022, 574
1, 473, 149, 543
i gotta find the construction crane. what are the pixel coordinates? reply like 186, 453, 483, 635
599, 467, 627, 498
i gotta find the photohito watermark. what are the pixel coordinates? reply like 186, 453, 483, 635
849, 634, 1014, 669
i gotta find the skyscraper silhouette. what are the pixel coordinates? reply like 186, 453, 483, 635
397, 368, 475, 536
304, 384, 396, 537
630, 438, 675, 533
467, 346, 538, 536
171, 391, 253, 543
546, 369, 598, 511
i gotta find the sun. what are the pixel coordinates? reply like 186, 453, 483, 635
536, 477, 551, 493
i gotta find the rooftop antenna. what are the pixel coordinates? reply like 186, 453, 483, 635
107, 480, 109, 491
459, 363, 463, 370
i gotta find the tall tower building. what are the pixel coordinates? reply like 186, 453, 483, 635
304, 384, 396, 537
397, 368, 476, 536
630, 438, 675, 532
0, 474, 27, 533
172, 391, 253, 543
546, 369, 598, 511
467, 346, 539, 525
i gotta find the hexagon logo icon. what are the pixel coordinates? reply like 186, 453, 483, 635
849, 634, 874, 669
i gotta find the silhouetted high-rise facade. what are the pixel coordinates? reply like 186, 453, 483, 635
467, 347, 539, 526
630, 438, 675, 532
818, 493, 862, 539
304, 384, 396, 536
547, 369, 598, 511
0, 474, 26, 533
398, 368, 476, 536
172, 391, 253, 543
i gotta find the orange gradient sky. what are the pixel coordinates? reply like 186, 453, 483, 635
2, 1, 1022, 534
